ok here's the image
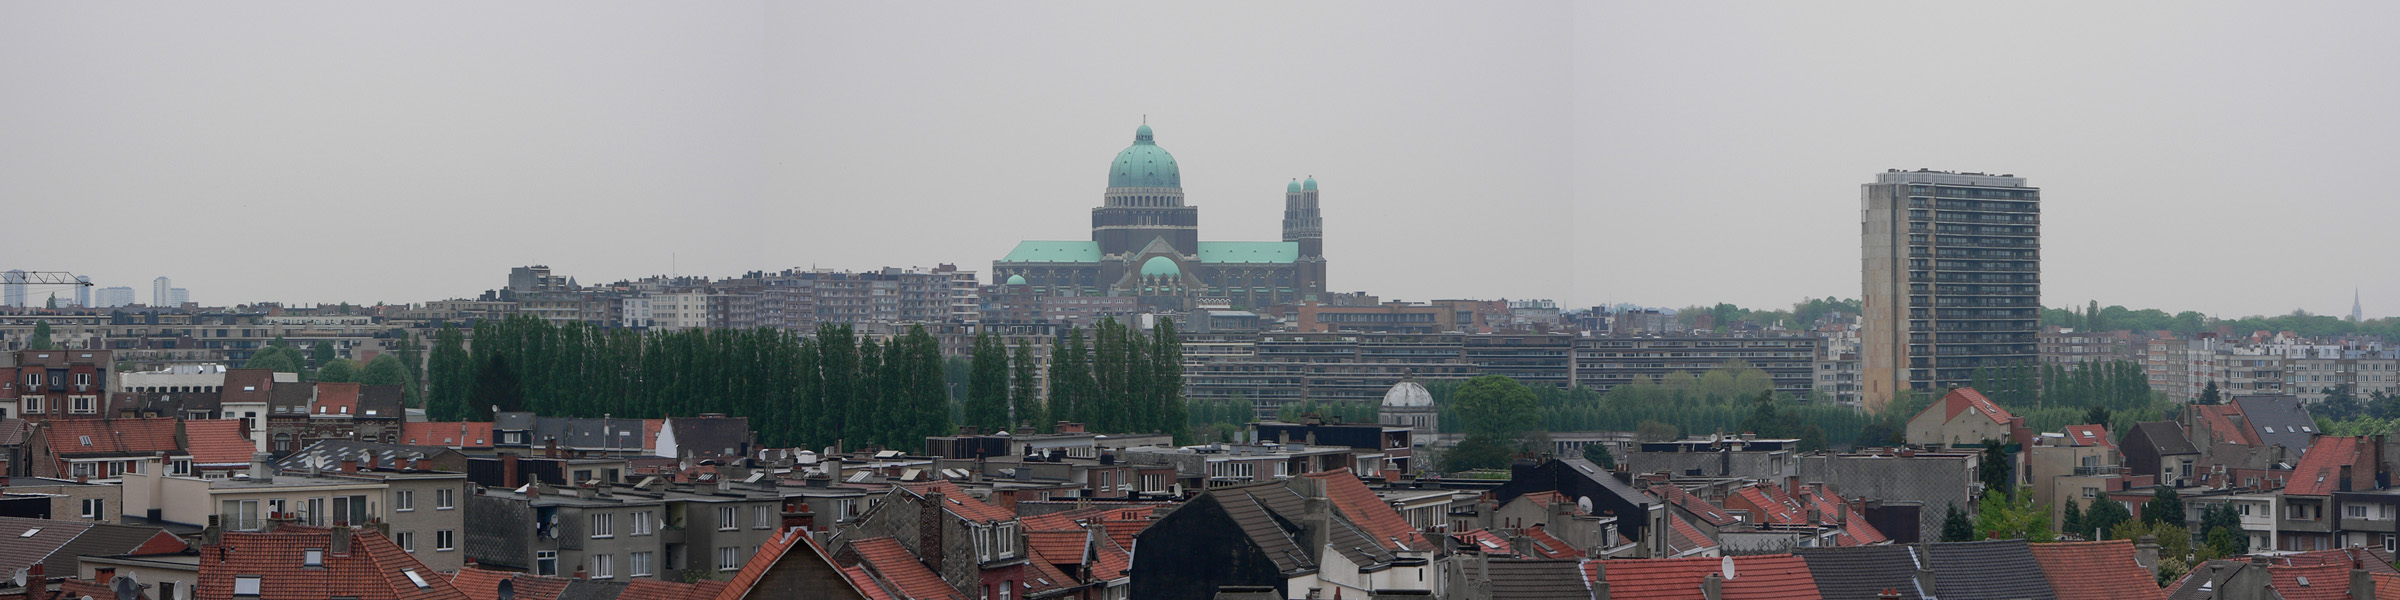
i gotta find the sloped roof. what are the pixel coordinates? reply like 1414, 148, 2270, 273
1657, 484, 1739, 527
999, 241, 1102, 264
1666, 512, 1718, 555
0, 418, 31, 446
1016, 546, 1080, 597
1304, 468, 1430, 551
846, 537, 965, 600
356, 385, 405, 419
221, 369, 277, 405
839, 566, 895, 600
1794, 545, 1927, 600
1089, 532, 1131, 581
2286, 547, 2400, 575
2062, 425, 2113, 449
2193, 405, 2259, 446
2127, 421, 2200, 456
1203, 483, 1313, 572
1455, 529, 1515, 556
1921, 540, 2056, 600
1593, 554, 1822, 600
666, 417, 750, 458
1477, 559, 1594, 600
1521, 526, 1580, 559
43, 418, 183, 457
448, 569, 568, 600
2267, 562, 2353, 600
901, 481, 1015, 524
312, 382, 361, 416
184, 419, 257, 466
709, 527, 858, 600
402, 422, 494, 449
2285, 436, 2360, 496
198, 526, 469, 600
0, 517, 92, 581
2024, 540, 2166, 600
2234, 395, 2319, 452
1939, 388, 2014, 426
1796, 488, 1886, 546
1733, 485, 1806, 525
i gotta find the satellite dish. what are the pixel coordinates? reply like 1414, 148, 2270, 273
12, 568, 27, 588
112, 574, 140, 600
1577, 496, 1594, 515
1721, 555, 1737, 580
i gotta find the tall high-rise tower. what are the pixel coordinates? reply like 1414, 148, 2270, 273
1861, 169, 2041, 411
153, 277, 172, 307
2, 270, 24, 307
1282, 176, 1328, 294
74, 276, 90, 307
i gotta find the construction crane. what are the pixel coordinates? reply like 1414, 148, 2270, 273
2, 271, 95, 286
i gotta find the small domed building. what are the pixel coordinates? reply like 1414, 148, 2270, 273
1381, 377, 1438, 442
993, 122, 1329, 311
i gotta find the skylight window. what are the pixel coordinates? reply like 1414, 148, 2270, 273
79, 436, 92, 446
233, 577, 262, 596
2264, 427, 2276, 433
20, 528, 39, 537
304, 549, 324, 567
403, 570, 430, 589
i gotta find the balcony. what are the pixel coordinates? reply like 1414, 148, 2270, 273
2073, 465, 2118, 476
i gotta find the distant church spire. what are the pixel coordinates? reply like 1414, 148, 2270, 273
2354, 288, 2365, 323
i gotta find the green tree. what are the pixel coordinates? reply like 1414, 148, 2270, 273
1442, 375, 1542, 471
2061, 498, 2085, 539
29, 321, 54, 350
469, 352, 521, 420
1942, 504, 1977, 542
310, 341, 335, 370
964, 332, 1010, 433
2082, 497, 2132, 540
1152, 318, 1188, 441
317, 358, 358, 383
1975, 491, 2056, 542
2083, 406, 2112, 425
2142, 486, 2185, 526
1979, 441, 2015, 498
1010, 342, 1040, 430
244, 346, 302, 374
1582, 443, 1615, 469
360, 354, 417, 406
426, 326, 472, 421
44, 294, 57, 309
1635, 420, 1682, 442
2198, 380, 2222, 405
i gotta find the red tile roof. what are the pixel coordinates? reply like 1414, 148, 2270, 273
1017, 546, 1080, 597
2195, 405, 2260, 446
1027, 530, 1087, 565
841, 566, 896, 600
2024, 539, 2166, 600
1090, 532, 1132, 581
128, 530, 193, 556
184, 420, 257, 467
2372, 572, 2400, 600
1731, 485, 1805, 525
1455, 529, 1515, 556
1591, 554, 1822, 600
2063, 424, 2114, 449
2268, 562, 2354, 600
623, 577, 724, 600
1522, 525, 1580, 559
902, 481, 1015, 524
1305, 468, 1431, 551
401, 422, 494, 449
198, 526, 468, 600
1665, 512, 1718, 554
1795, 487, 1885, 546
712, 527, 869, 600
847, 537, 965, 600
1942, 387, 2015, 425
312, 382, 360, 416
44, 418, 183, 457
2286, 436, 2361, 497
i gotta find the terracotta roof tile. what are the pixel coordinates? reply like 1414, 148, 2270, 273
1089, 533, 1131, 581
1658, 484, 1739, 527
43, 418, 182, 457
2025, 540, 2165, 600
2373, 572, 2400, 600
1522, 525, 1580, 559
198, 526, 469, 600
2268, 562, 2352, 600
1304, 468, 1431, 551
401, 422, 494, 449
2063, 424, 2114, 449
621, 578, 721, 600
1732, 485, 1805, 525
1017, 546, 1080, 596
847, 537, 964, 600
1666, 512, 1717, 554
1454, 529, 1516, 556
901, 481, 1014, 524
711, 527, 869, 600
1942, 388, 2015, 426
2286, 436, 2360, 496
311, 382, 361, 416
840, 566, 895, 600
184, 420, 257, 467
1592, 554, 1822, 600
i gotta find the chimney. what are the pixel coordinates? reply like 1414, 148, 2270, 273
2136, 535, 2161, 577
783, 502, 815, 531
251, 452, 276, 484
331, 525, 352, 554
2354, 568, 2379, 600
572, 564, 586, 580
1877, 589, 1903, 600
95, 567, 115, 584
1302, 494, 1333, 562
1590, 560, 1609, 599
546, 438, 559, 459
1914, 564, 1936, 597
340, 459, 358, 474
502, 453, 521, 488
1701, 572, 1724, 600
920, 491, 946, 574
415, 458, 432, 471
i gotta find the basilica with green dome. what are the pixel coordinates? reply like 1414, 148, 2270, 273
993, 123, 1328, 311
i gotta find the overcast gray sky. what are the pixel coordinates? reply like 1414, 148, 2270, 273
4, 2, 2392, 319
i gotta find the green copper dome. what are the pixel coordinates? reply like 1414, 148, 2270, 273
1302, 176, 1317, 191
1109, 124, 1181, 188
1287, 179, 1302, 193
1005, 274, 1027, 285
1140, 256, 1181, 277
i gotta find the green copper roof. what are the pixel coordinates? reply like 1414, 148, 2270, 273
1000, 241, 1102, 263
1287, 180, 1302, 193
1140, 256, 1181, 277
1005, 274, 1027, 285
1197, 241, 1300, 264
1302, 176, 1317, 191
1109, 124, 1181, 188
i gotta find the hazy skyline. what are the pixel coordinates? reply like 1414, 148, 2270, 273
4, 2, 2393, 319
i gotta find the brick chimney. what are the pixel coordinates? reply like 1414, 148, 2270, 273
783, 501, 815, 532
502, 453, 520, 488
331, 525, 352, 555
340, 458, 358, 473
919, 491, 946, 573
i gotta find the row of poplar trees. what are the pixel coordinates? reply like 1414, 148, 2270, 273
424, 316, 951, 451
957, 317, 1188, 439
423, 314, 1190, 451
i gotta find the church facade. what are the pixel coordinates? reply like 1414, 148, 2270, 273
993, 124, 1328, 311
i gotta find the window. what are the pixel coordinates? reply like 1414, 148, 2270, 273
591, 554, 614, 579
592, 513, 615, 538
2082, 487, 2099, 499
71, 462, 96, 478
717, 546, 740, 571
435, 529, 455, 551
233, 577, 261, 597
395, 490, 415, 511
71, 396, 96, 414
396, 531, 415, 553
2350, 505, 2370, 519
536, 551, 558, 576
632, 511, 653, 535
170, 458, 192, 476
719, 506, 738, 530
754, 505, 770, 529
304, 549, 324, 567
436, 488, 455, 510
20, 396, 38, 414
81, 498, 104, 520
631, 551, 654, 577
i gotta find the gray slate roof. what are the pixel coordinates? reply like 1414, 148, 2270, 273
666, 417, 752, 458
276, 439, 444, 470
1796, 545, 1929, 600
1481, 559, 1594, 600
1208, 483, 1313, 573
535, 417, 649, 451
2235, 395, 2318, 452
2128, 421, 2200, 456
1921, 540, 2056, 600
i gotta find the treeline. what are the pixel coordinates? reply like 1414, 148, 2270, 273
1427, 362, 1868, 449
424, 316, 951, 451
1678, 297, 1862, 330
2044, 299, 2400, 340
424, 315, 1189, 451
1994, 360, 2169, 436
